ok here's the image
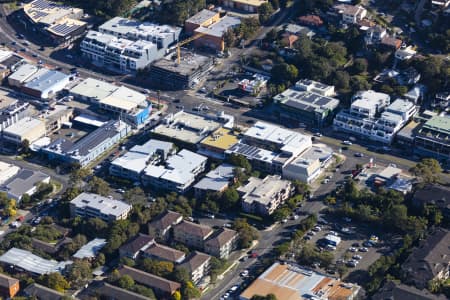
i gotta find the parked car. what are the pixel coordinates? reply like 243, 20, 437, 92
348, 247, 357, 252
312, 226, 322, 232
352, 255, 362, 260
354, 152, 364, 157
307, 231, 316, 236
359, 247, 369, 252
240, 270, 249, 277
343, 140, 352, 145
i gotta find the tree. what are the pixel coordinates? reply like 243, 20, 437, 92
21, 139, 30, 155
271, 63, 298, 85
353, 58, 368, 74
221, 187, 240, 210
86, 218, 108, 237
124, 187, 147, 205
233, 218, 259, 248
4, 199, 17, 217
67, 260, 92, 288
172, 290, 182, 300
118, 275, 135, 290
258, 2, 274, 24
272, 207, 290, 221
228, 154, 252, 172
181, 281, 201, 299
87, 176, 110, 196
40, 273, 70, 292
223, 28, 236, 48
332, 70, 350, 90
410, 158, 442, 183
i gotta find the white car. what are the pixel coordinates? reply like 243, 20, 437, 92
307, 231, 316, 236
314, 132, 322, 137
348, 247, 357, 252
312, 226, 322, 232
230, 285, 239, 292
329, 231, 339, 236
240, 270, 249, 277
343, 140, 352, 145
359, 247, 369, 252
352, 255, 362, 260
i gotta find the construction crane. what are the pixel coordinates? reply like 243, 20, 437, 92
175, 33, 206, 64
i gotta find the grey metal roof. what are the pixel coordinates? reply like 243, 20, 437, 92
194, 163, 235, 191
0, 169, 50, 200
72, 238, 107, 259
71, 192, 132, 218
24, 70, 71, 92
0, 248, 72, 275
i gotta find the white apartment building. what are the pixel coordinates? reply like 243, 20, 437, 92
81, 31, 158, 73
334, 97, 417, 144
70, 192, 132, 222
238, 175, 294, 216
142, 149, 207, 193
294, 79, 336, 97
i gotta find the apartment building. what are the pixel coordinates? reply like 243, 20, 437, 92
414, 115, 450, 160
179, 251, 211, 285
333, 93, 417, 144
238, 175, 294, 216
147, 210, 183, 241
142, 149, 207, 193
70, 192, 132, 223
204, 228, 238, 259
185, 9, 241, 51
193, 164, 235, 197
119, 234, 154, 260
221, 0, 268, 13
81, 31, 158, 73
173, 220, 213, 250
110, 139, 174, 181
274, 79, 340, 127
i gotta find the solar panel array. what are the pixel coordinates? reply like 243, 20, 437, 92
31, 11, 49, 19
50, 23, 81, 35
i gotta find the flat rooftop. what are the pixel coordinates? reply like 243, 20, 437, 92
24, 70, 70, 92
8, 63, 39, 83
3, 117, 44, 136
240, 262, 360, 300
387, 98, 415, 113
275, 89, 340, 112
195, 15, 241, 38
24, 0, 83, 25
200, 127, 239, 150
71, 192, 132, 217
186, 9, 218, 25
99, 17, 180, 40
423, 115, 450, 134
153, 111, 221, 144
70, 78, 118, 101
151, 52, 212, 76
73, 238, 107, 259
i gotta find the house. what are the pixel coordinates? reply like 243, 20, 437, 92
179, 251, 211, 285
364, 26, 387, 45
94, 282, 149, 300
0, 273, 19, 298
396, 67, 421, 86
221, 0, 269, 13
240, 262, 360, 300
412, 185, 450, 220
402, 228, 450, 289
284, 24, 315, 39
70, 192, 132, 223
395, 46, 417, 60
193, 164, 235, 197
238, 175, 294, 216
380, 36, 402, 50
119, 234, 154, 260
117, 265, 181, 297
142, 242, 186, 264
333, 4, 367, 24
373, 281, 447, 300
173, 220, 214, 250
298, 15, 323, 27
204, 228, 238, 259
31, 237, 72, 255
23, 283, 68, 300
147, 210, 183, 241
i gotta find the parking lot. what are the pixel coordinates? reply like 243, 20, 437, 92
300, 216, 389, 277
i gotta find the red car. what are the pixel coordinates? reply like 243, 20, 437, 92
16, 216, 24, 222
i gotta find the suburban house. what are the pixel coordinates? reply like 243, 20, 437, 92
332, 4, 367, 24
402, 228, 450, 289
0, 273, 19, 299
119, 234, 154, 260
179, 251, 212, 285
117, 265, 181, 298
147, 210, 183, 241
238, 175, 294, 216
204, 228, 239, 259
173, 220, 214, 250
94, 282, 149, 300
